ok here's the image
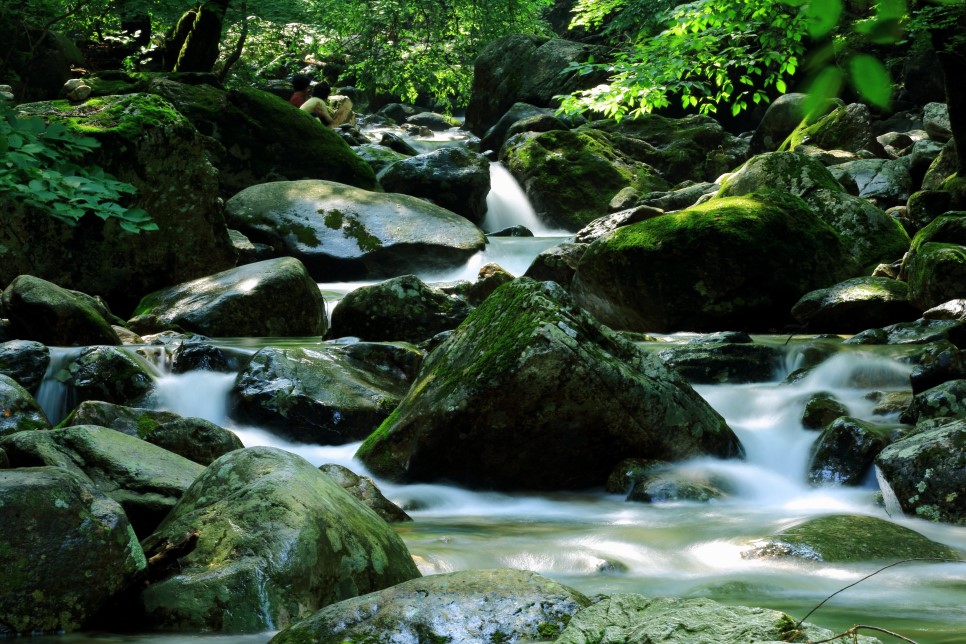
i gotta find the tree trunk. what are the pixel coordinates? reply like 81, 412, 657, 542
163, 0, 232, 73
929, 2, 966, 176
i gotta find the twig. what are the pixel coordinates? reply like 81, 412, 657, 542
808, 623, 918, 643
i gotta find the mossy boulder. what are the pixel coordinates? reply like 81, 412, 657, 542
0, 374, 52, 436
329, 274, 472, 343
356, 279, 741, 490
523, 242, 587, 288
0, 425, 204, 534
901, 379, 966, 425
224, 179, 486, 280
271, 569, 590, 644
806, 417, 897, 486
555, 594, 878, 644
571, 191, 855, 333
717, 151, 843, 198
902, 214, 966, 310
743, 514, 960, 561
139, 446, 421, 633
625, 467, 730, 503
318, 463, 410, 523
230, 344, 416, 445
144, 77, 378, 195
502, 128, 671, 231
61, 400, 243, 466
827, 158, 913, 208
376, 147, 491, 225
801, 393, 848, 430
0, 340, 49, 394
791, 277, 921, 334
783, 103, 886, 155
1, 276, 121, 346
481, 102, 556, 152
128, 257, 327, 338
354, 143, 411, 174
875, 419, 966, 524
63, 346, 154, 408
656, 338, 784, 384
0, 467, 146, 635
4, 93, 236, 313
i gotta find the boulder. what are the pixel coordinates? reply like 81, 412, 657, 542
875, 419, 966, 524
464, 34, 605, 136
791, 277, 921, 334
806, 417, 897, 486
376, 147, 491, 225
128, 257, 327, 338
845, 318, 966, 347
63, 346, 154, 408
405, 111, 459, 131
801, 393, 848, 430
786, 102, 886, 156
329, 275, 472, 343
640, 181, 719, 212
170, 339, 248, 373
571, 191, 854, 333
828, 158, 914, 208
922, 139, 958, 190
1, 275, 120, 346
523, 242, 587, 288
356, 279, 741, 490
270, 569, 590, 644
902, 214, 966, 310
744, 514, 959, 561
61, 400, 243, 465
230, 344, 416, 444
656, 338, 784, 384
900, 379, 966, 425
139, 447, 420, 632
0, 340, 50, 394
922, 101, 952, 142
556, 594, 877, 644
573, 205, 664, 244
0, 425, 204, 537
909, 346, 966, 394
0, 374, 51, 437
0, 467, 146, 634
749, 92, 812, 154
225, 179, 486, 280
481, 102, 556, 152
354, 143, 411, 174
318, 463, 410, 523
502, 129, 671, 230
906, 189, 952, 233
625, 467, 730, 503
4, 93, 237, 313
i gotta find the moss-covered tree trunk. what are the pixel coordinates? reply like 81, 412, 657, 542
162, 0, 232, 73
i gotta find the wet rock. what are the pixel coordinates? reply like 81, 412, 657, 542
377, 147, 491, 225
744, 514, 959, 561
0, 340, 49, 394
921, 139, 958, 190
625, 466, 730, 503
405, 111, 459, 131
225, 179, 486, 281
64, 346, 154, 408
572, 191, 854, 333
128, 257, 328, 338
354, 143, 410, 174
61, 400, 243, 465
463, 263, 515, 306
357, 279, 742, 490
272, 569, 588, 643
573, 205, 664, 244
749, 92, 812, 154
827, 158, 913, 208
876, 418, 966, 524
910, 346, 966, 394
487, 224, 534, 237
902, 214, 966, 310
524, 242, 587, 288
0, 467, 146, 635
329, 274, 472, 343
640, 181, 719, 212
481, 102, 554, 152
791, 277, 920, 334
319, 463, 410, 522
555, 594, 876, 644
230, 344, 415, 444
845, 318, 966, 347
170, 340, 247, 373
900, 379, 966, 425
924, 298, 966, 321
657, 340, 783, 384
1, 275, 120, 346
905, 190, 951, 233
0, 374, 52, 437
786, 102, 887, 156
806, 417, 898, 486
0, 425, 204, 537
140, 447, 420, 632
378, 131, 419, 156
801, 393, 848, 430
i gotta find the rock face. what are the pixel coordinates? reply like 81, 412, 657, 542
128, 257, 328, 338
0, 425, 205, 537
329, 274, 472, 342
791, 277, 921, 334
271, 569, 590, 643
230, 344, 417, 444
571, 191, 854, 333
555, 594, 872, 644
464, 34, 605, 136
139, 447, 421, 633
744, 514, 960, 561
875, 419, 966, 524
3, 93, 237, 313
376, 147, 491, 225
357, 279, 741, 490
0, 467, 146, 635
1, 276, 121, 346
0, 374, 51, 436
225, 179, 486, 280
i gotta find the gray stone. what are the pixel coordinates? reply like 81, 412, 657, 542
319, 463, 411, 522
1, 275, 120, 346
0, 373, 51, 437
806, 417, 897, 486
0, 340, 49, 394
791, 277, 920, 334
923, 101, 952, 142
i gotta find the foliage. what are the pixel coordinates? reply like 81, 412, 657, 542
558, 0, 808, 120
0, 103, 156, 233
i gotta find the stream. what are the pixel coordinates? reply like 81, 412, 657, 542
26, 130, 966, 643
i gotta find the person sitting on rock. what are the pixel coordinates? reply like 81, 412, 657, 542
299, 81, 353, 127
288, 74, 312, 107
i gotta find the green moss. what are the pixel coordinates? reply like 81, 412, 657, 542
323, 209, 345, 229
135, 415, 161, 439
64, 94, 185, 141
343, 215, 383, 252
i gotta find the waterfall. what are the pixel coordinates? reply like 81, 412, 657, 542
482, 162, 569, 236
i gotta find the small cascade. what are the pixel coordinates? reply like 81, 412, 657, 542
154, 370, 236, 425
482, 162, 569, 236
34, 347, 84, 424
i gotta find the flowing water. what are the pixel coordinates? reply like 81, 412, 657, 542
26, 133, 966, 643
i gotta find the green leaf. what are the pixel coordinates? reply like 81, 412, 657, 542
849, 54, 892, 109
803, 66, 844, 117
805, 0, 843, 38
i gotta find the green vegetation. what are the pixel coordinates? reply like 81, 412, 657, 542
0, 102, 156, 232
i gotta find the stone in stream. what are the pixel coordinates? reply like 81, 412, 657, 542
800, 393, 848, 430
318, 463, 411, 523
0, 373, 51, 436
270, 568, 590, 643
62, 346, 154, 408
1, 275, 121, 346
806, 417, 901, 486
357, 278, 742, 490
791, 276, 921, 334
901, 213, 966, 311
0, 467, 146, 635
139, 447, 420, 633
0, 340, 50, 394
